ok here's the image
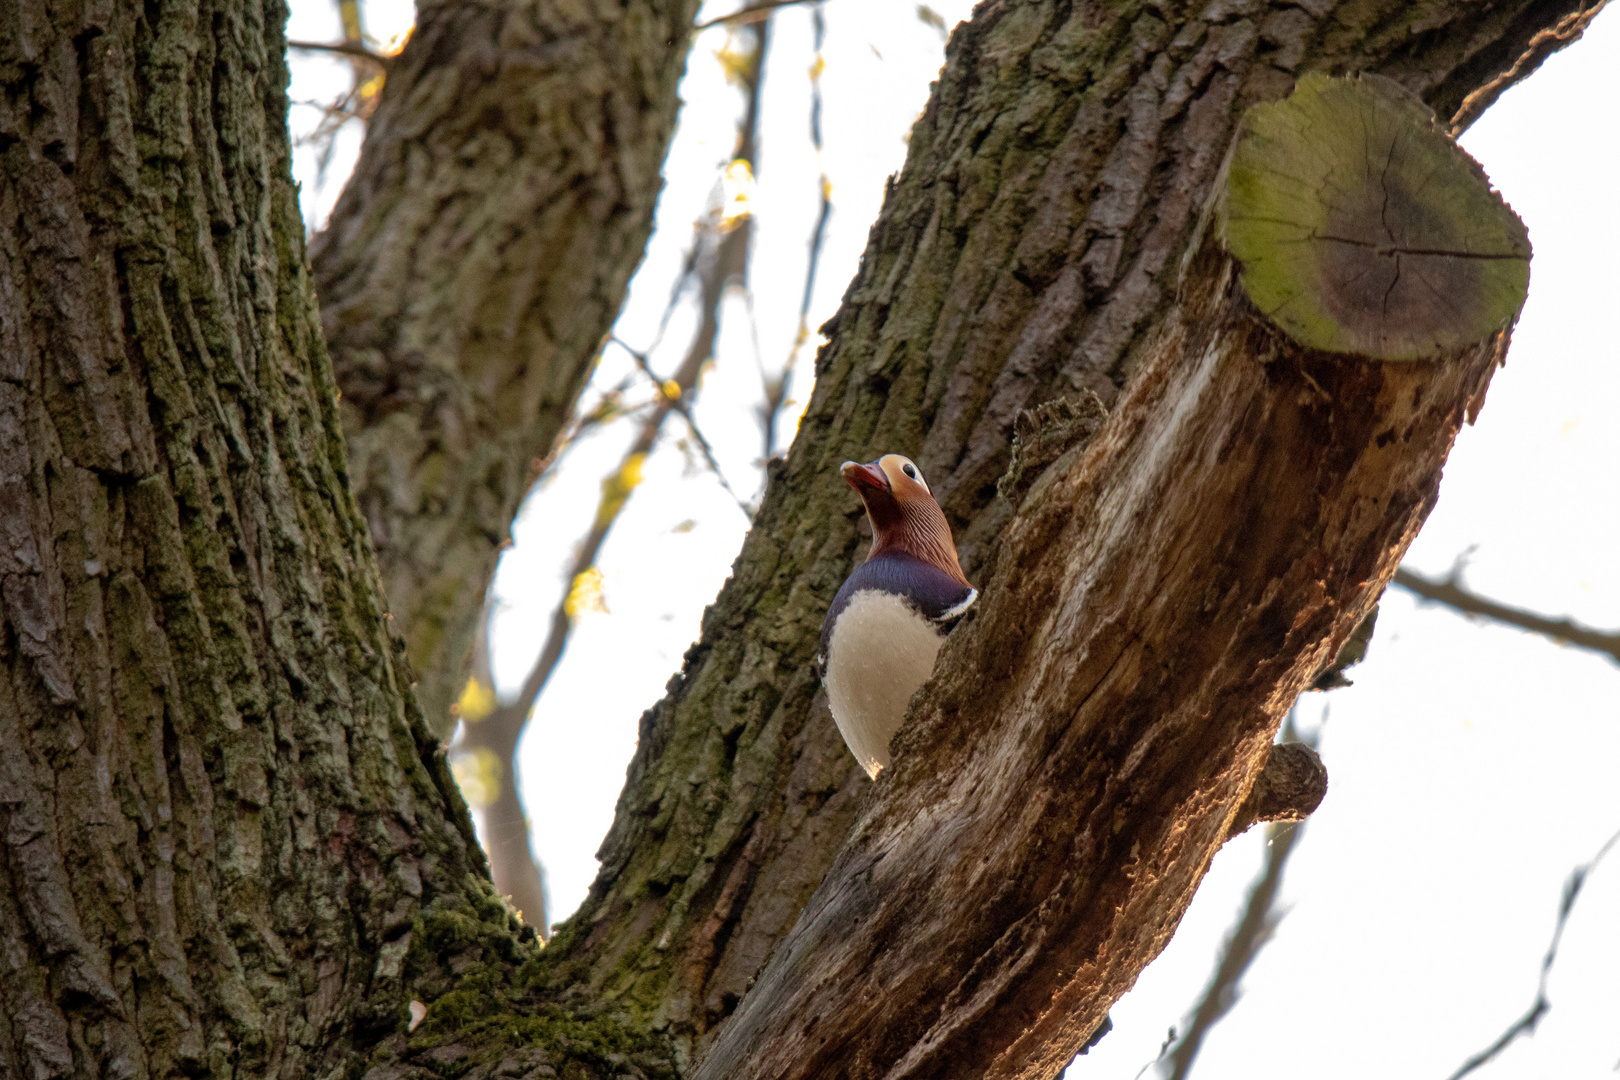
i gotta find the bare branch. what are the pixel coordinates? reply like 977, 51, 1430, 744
1164, 714, 1322, 1079
695, 0, 816, 31
678, 408, 756, 517
453, 610, 549, 934
1445, 824, 1620, 1080
290, 1, 396, 205
1393, 567, 1620, 665
613, 338, 756, 517
759, 1, 831, 462
524, 372, 652, 487
287, 39, 393, 68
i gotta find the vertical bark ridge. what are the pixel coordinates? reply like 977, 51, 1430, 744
549, 0, 1600, 1062
310, 0, 703, 734
0, 3, 490, 1076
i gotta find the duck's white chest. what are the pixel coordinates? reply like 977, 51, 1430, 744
823, 590, 945, 779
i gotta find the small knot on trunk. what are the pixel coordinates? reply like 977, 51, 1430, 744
1228, 742, 1328, 838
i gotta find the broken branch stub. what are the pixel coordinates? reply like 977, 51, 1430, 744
1217, 73, 1530, 360
692, 77, 1528, 1080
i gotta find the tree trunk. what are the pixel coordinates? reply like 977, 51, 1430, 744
0, 1, 1601, 1079
692, 71, 1529, 1078
310, 0, 701, 735
0, 3, 524, 1077
544, 0, 1600, 1068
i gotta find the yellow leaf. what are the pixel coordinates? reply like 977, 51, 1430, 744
720, 158, 754, 229
564, 567, 608, 618
716, 36, 759, 88
449, 748, 501, 808
594, 453, 646, 528
455, 676, 496, 723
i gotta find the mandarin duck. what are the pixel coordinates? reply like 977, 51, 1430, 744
818, 454, 977, 778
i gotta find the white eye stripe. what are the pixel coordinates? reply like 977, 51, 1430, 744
880, 454, 930, 493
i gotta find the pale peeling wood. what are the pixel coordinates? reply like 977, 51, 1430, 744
691, 75, 1524, 1080
1220, 73, 1531, 359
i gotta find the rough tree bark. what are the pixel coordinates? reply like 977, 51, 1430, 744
0, 1, 1602, 1080
0, 2, 509, 1077
534, 0, 1601, 1069
692, 71, 1530, 1077
310, 0, 701, 734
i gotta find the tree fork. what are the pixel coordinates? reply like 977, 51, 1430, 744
693, 74, 1529, 1080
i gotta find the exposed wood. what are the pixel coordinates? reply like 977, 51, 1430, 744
1218, 75, 1529, 359
310, 0, 702, 734
691, 73, 1528, 1080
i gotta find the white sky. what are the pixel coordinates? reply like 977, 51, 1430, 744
289, 4, 1620, 1077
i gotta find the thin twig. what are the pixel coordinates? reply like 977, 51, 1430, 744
525, 373, 649, 486
759, 1, 832, 462
679, 408, 754, 514
695, 0, 818, 31
1393, 567, 1620, 665
612, 338, 755, 517
287, 39, 393, 67
1444, 824, 1620, 1080
1162, 711, 1320, 1080
1134, 1027, 1178, 1080
291, 0, 393, 220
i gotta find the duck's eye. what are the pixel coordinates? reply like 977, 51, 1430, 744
903, 463, 917, 480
